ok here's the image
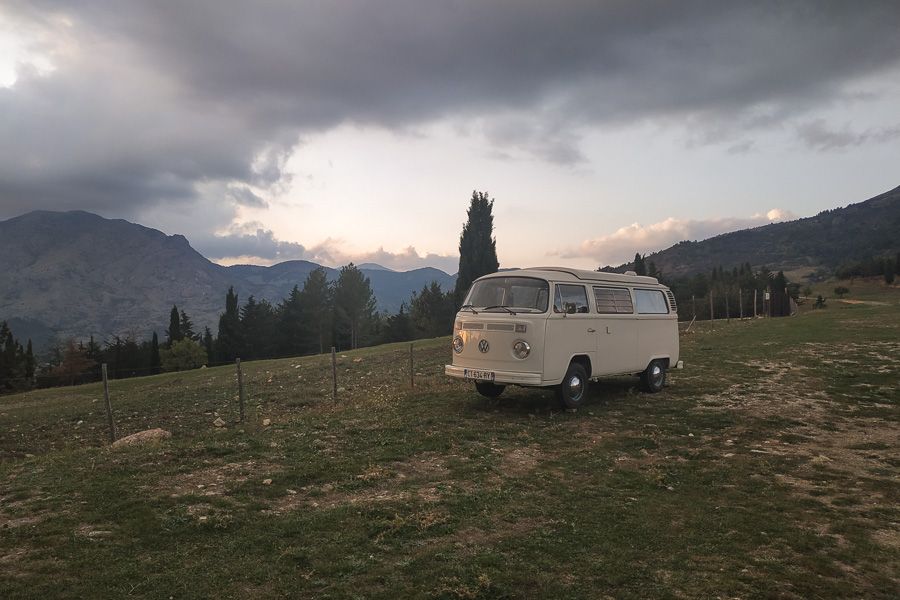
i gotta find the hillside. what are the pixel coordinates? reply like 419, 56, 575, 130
627, 185, 900, 277
1, 282, 898, 597
0, 211, 455, 344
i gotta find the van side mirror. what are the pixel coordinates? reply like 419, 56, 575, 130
565, 302, 576, 315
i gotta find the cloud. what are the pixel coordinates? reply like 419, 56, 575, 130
198, 226, 458, 273
225, 186, 268, 209
2, 0, 900, 221
561, 209, 797, 266
194, 223, 307, 263
796, 118, 900, 151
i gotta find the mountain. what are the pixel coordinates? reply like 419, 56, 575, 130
622, 185, 900, 278
0, 211, 455, 345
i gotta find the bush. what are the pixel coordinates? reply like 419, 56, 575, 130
160, 339, 208, 372
833, 286, 849, 298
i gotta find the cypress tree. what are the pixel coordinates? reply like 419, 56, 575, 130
202, 327, 214, 362
166, 305, 183, 346
217, 287, 242, 362
454, 191, 500, 305
150, 332, 161, 375
25, 339, 35, 381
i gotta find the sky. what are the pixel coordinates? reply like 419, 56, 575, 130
1, 1, 899, 275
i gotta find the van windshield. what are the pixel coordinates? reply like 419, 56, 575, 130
464, 277, 549, 313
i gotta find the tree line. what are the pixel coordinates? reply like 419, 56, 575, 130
626, 254, 799, 320
1, 190, 500, 392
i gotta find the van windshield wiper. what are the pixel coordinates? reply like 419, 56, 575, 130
459, 304, 479, 314
483, 304, 517, 315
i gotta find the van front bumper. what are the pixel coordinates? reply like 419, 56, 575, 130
444, 365, 543, 386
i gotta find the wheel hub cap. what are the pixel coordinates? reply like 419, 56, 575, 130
569, 375, 583, 398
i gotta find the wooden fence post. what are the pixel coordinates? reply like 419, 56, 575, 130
236, 358, 245, 422
101, 363, 117, 443
739, 288, 744, 319
753, 289, 758, 318
331, 347, 338, 402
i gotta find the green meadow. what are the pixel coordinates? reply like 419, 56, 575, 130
1, 280, 897, 599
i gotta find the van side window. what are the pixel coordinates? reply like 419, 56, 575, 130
554, 284, 589, 314
593, 286, 634, 314
634, 289, 669, 314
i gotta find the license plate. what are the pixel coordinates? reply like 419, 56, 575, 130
463, 369, 495, 381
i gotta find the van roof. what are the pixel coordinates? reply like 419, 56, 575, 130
477, 267, 665, 287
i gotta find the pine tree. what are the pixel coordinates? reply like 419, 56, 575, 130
150, 332, 161, 375
454, 191, 500, 305
633, 253, 647, 276
410, 282, 454, 338
167, 305, 183, 346
278, 285, 306, 356
299, 268, 333, 354
333, 263, 377, 350
217, 287, 242, 362
180, 310, 196, 341
382, 303, 414, 343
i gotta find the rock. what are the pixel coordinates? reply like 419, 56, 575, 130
353, 357, 363, 363
213, 417, 226, 428
111, 428, 172, 448
262, 418, 271, 427
262, 478, 272, 485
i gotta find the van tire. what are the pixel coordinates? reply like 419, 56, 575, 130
557, 362, 589, 409
640, 360, 667, 393
475, 381, 505, 398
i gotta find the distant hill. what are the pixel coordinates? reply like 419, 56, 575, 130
616, 185, 900, 278
0, 211, 455, 345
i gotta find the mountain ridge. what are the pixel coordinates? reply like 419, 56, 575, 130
611, 185, 900, 278
0, 211, 455, 346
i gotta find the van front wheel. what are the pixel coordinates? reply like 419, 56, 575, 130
475, 381, 505, 398
557, 363, 589, 409
640, 360, 667, 393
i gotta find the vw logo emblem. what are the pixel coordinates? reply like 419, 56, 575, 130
478, 339, 490, 353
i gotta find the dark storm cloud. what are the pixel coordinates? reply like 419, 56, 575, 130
2, 0, 900, 217
193, 224, 307, 261
796, 119, 900, 151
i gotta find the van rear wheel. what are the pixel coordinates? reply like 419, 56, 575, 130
640, 360, 667, 393
475, 381, 505, 398
557, 363, 589, 409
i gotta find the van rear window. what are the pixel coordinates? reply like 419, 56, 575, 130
635, 289, 669, 314
593, 286, 634, 314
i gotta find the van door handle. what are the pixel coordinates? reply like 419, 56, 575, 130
587, 328, 596, 333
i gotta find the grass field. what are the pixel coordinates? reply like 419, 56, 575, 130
1, 280, 898, 599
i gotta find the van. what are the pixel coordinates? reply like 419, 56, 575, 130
444, 267, 683, 408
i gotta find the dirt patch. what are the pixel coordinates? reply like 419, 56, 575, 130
836, 299, 888, 306
498, 445, 541, 476
442, 516, 551, 555
154, 460, 277, 498
870, 528, 900, 551
267, 452, 452, 514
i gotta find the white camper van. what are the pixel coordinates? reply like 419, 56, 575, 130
445, 267, 683, 408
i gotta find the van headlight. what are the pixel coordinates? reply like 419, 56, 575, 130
452, 336, 464, 354
512, 340, 530, 359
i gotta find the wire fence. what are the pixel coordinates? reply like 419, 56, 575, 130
0, 342, 452, 461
